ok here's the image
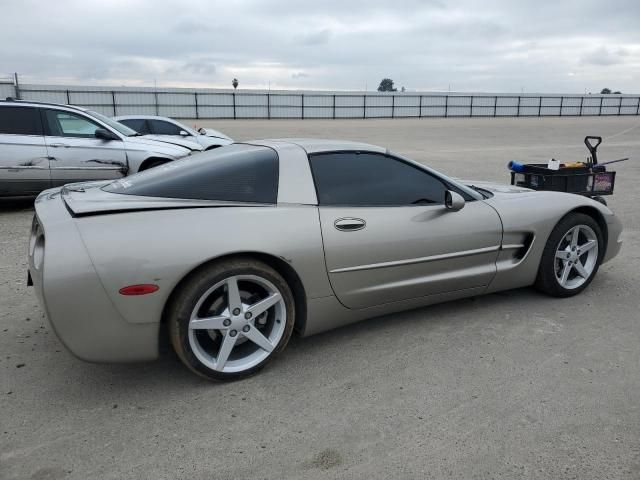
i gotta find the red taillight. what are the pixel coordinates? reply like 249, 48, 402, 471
118, 284, 159, 296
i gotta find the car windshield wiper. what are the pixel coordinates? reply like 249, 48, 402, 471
127, 132, 143, 137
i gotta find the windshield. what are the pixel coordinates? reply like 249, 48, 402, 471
88, 110, 138, 136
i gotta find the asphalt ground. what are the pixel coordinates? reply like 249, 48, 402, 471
1, 116, 639, 479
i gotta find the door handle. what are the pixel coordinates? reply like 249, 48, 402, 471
49, 143, 70, 148
334, 217, 366, 232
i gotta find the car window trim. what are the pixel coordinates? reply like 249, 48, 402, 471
308, 150, 455, 207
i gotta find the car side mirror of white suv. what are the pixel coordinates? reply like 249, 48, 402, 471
95, 128, 119, 141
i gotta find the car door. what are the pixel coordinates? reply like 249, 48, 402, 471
0, 105, 50, 196
310, 151, 503, 309
42, 109, 127, 187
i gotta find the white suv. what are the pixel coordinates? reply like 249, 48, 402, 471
0, 99, 193, 197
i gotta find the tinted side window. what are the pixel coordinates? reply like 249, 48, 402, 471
149, 120, 183, 135
44, 110, 101, 138
310, 152, 446, 206
0, 107, 42, 135
103, 144, 279, 203
119, 118, 150, 134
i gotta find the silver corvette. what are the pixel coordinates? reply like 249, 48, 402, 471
28, 139, 623, 380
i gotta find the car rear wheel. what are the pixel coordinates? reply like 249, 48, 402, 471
535, 213, 603, 297
168, 258, 295, 381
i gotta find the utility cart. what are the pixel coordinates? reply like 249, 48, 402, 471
509, 136, 627, 205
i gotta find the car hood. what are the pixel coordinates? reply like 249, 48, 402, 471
58, 180, 261, 216
122, 136, 192, 156
463, 180, 534, 195
198, 128, 233, 141
139, 134, 204, 151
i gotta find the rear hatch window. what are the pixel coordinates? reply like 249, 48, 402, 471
103, 144, 278, 203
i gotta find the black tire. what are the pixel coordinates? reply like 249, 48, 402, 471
535, 213, 604, 297
168, 258, 295, 381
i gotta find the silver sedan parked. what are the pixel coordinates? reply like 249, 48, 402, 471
114, 115, 233, 150
28, 139, 622, 380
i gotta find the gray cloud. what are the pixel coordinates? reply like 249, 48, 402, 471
580, 47, 627, 66
298, 29, 332, 46
0, 0, 638, 93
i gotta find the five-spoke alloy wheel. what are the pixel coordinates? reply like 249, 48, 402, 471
169, 259, 295, 381
536, 213, 604, 297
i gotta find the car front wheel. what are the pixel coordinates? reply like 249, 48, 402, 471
535, 213, 604, 297
168, 258, 295, 381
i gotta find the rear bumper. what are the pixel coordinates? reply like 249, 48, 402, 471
29, 189, 159, 363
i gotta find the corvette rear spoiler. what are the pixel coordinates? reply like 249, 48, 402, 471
60, 182, 269, 217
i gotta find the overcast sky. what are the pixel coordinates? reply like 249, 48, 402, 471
1, 0, 638, 93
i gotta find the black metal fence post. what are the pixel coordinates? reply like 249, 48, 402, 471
13, 72, 21, 99
538, 97, 542, 116
419, 95, 424, 118
65, 89, 71, 105
469, 95, 473, 117
493, 96, 498, 117
111, 91, 117, 116
636, 97, 640, 116
194, 92, 199, 119
618, 97, 622, 115
363, 94, 366, 119
301, 94, 305, 119
391, 95, 395, 118
579, 96, 584, 116
232, 92, 236, 119
267, 93, 271, 119
559, 96, 564, 116
332, 94, 336, 119
516, 96, 521, 116
444, 95, 448, 117
599, 96, 603, 116
154, 90, 159, 115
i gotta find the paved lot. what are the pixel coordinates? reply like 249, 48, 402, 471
1, 117, 639, 479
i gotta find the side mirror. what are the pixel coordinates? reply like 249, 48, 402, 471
179, 130, 189, 137
95, 128, 119, 141
198, 127, 206, 135
445, 190, 465, 211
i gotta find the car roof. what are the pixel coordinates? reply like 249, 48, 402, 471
249, 138, 387, 155
113, 115, 174, 121
0, 98, 89, 112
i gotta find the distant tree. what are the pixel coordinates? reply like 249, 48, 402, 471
613, 91, 622, 94
232, 78, 239, 89
600, 88, 611, 94
377, 78, 397, 92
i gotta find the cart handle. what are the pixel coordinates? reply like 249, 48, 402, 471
584, 136, 602, 164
